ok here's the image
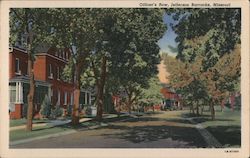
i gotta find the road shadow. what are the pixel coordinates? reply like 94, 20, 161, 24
119, 116, 163, 123
180, 113, 234, 123
164, 118, 192, 124
101, 124, 207, 148
206, 125, 241, 147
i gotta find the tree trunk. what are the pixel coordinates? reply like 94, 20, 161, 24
190, 102, 195, 115
72, 64, 80, 125
196, 105, 199, 116
127, 100, 132, 114
96, 55, 107, 121
210, 101, 215, 120
26, 45, 35, 131
201, 104, 204, 115
196, 101, 199, 116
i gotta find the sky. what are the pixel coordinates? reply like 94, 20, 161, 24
158, 14, 178, 57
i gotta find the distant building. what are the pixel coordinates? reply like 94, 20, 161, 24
9, 45, 94, 119
160, 84, 182, 110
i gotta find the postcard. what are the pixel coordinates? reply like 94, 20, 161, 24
0, 0, 249, 158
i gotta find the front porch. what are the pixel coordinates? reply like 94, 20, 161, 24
9, 76, 51, 119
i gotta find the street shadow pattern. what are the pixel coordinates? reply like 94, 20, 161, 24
100, 124, 207, 148
120, 116, 163, 123
206, 125, 241, 147
180, 113, 234, 124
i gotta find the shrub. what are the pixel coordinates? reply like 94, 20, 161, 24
67, 105, 72, 116
40, 95, 51, 118
85, 106, 92, 115
50, 104, 63, 119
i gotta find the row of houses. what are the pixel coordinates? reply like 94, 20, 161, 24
9, 40, 183, 119
9, 45, 94, 119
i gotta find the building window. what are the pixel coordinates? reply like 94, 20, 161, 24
9, 85, 16, 103
64, 92, 67, 105
48, 64, 53, 78
15, 58, 20, 74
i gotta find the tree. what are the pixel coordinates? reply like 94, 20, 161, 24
163, 9, 241, 119
108, 9, 166, 115
81, 9, 166, 120
139, 76, 163, 109
10, 9, 52, 131
40, 94, 51, 118
47, 9, 99, 125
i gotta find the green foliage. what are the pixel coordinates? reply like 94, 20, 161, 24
67, 105, 72, 116
140, 76, 163, 106
168, 8, 241, 71
40, 95, 51, 118
50, 105, 63, 119
10, 9, 55, 56
163, 9, 241, 118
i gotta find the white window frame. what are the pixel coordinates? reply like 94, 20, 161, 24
9, 85, 16, 103
15, 58, 21, 75
48, 64, 53, 79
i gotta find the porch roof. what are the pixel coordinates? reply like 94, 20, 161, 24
9, 76, 51, 87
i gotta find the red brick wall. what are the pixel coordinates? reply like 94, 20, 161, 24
160, 88, 176, 99
41, 54, 74, 107
34, 55, 47, 81
9, 49, 28, 79
10, 48, 75, 110
10, 104, 22, 119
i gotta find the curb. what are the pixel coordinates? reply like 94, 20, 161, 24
186, 118, 222, 148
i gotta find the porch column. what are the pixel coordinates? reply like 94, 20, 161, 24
19, 82, 23, 103
70, 92, 73, 105
15, 82, 19, 103
48, 86, 52, 102
89, 92, 91, 105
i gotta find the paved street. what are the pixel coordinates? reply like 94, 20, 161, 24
11, 111, 208, 148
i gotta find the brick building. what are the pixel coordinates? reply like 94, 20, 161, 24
160, 84, 182, 110
9, 46, 94, 119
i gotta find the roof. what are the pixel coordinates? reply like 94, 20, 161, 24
9, 75, 51, 87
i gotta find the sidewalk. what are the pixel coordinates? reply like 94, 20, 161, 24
185, 118, 222, 148
10, 114, 130, 146
10, 117, 95, 131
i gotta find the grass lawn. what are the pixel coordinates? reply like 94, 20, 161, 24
179, 106, 241, 147
10, 114, 132, 142
9, 124, 72, 141
201, 108, 241, 147
10, 119, 50, 127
